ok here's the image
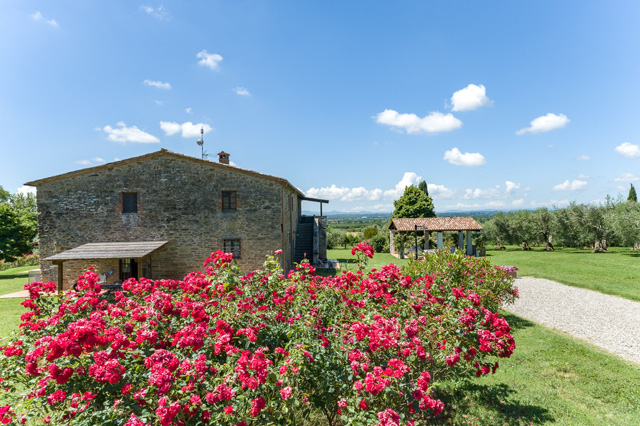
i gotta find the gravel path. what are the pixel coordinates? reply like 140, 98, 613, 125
503, 277, 640, 365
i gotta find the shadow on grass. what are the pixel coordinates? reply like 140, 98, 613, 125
499, 312, 537, 333
433, 381, 554, 425
0, 273, 29, 281
622, 252, 640, 258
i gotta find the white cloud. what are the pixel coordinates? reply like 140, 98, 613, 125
103, 122, 159, 143
530, 199, 570, 208
160, 121, 213, 138
552, 179, 588, 191
305, 185, 383, 202
505, 181, 520, 194
447, 201, 507, 210
382, 172, 422, 198
155, 100, 164, 106
375, 109, 462, 134
197, 50, 223, 71
615, 142, 640, 158
427, 184, 456, 199
512, 199, 524, 206
615, 173, 639, 182
92, 157, 105, 163
443, 147, 486, 167
450, 84, 491, 111
577, 155, 590, 161
186, 108, 192, 113
31, 11, 58, 27
16, 185, 36, 195
233, 87, 251, 96
140, 5, 168, 19
463, 181, 520, 199
516, 113, 570, 135
577, 174, 589, 179
143, 79, 171, 90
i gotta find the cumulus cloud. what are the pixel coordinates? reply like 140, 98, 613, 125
233, 87, 251, 96
427, 184, 456, 199
31, 11, 58, 27
140, 5, 169, 19
186, 107, 192, 113
615, 173, 639, 182
382, 172, 423, 198
576, 155, 590, 161
197, 50, 223, 71
103, 122, 159, 143
512, 199, 524, 207
463, 181, 520, 199
443, 147, 486, 167
516, 113, 570, 135
305, 185, 383, 202
552, 180, 588, 191
375, 109, 462, 134
450, 84, 491, 111
615, 142, 640, 158
160, 121, 213, 138
16, 185, 36, 195
143, 79, 171, 89
530, 199, 570, 208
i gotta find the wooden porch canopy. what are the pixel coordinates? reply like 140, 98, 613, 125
45, 241, 168, 293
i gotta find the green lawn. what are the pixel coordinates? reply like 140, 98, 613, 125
486, 246, 640, 302
326, 248, 410, 273
0, 266, 36, 296
434, 312, 640, 425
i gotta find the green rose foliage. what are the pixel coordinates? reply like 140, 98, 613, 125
0, 248, 517, 426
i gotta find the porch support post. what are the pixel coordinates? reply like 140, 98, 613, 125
389, 230, 396, 256
458, 231, 464, 249
56, 261, 64, 295
437, 232, 443, 249
424, 231, 430, 251
466, 231, 473, 255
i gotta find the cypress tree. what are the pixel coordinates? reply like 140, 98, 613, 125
628, 183, 638, 202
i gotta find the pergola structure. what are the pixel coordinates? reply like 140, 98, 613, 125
45, 241, 168, 293
388, 217, 483, 258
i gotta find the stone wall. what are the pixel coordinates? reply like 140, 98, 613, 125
35, 153, 299, 288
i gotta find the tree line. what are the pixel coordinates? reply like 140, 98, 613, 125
481, 185, 640, 251
0, 186, 37, 262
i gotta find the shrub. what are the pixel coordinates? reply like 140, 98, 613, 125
370, 235, 388, 254
0, 254, 39, 272
0, 248, 516, 425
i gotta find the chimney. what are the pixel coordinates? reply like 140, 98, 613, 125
217, 151, 230, 165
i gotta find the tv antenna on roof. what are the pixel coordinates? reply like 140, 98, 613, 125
196, 127, 208, 160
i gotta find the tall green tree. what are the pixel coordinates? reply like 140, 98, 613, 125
392, 185, 436, 218
0, 186, 37, 261
628, 183, 638, 203
417, 180, 429, 198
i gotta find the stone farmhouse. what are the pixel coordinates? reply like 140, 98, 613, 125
26, 149, 328, 291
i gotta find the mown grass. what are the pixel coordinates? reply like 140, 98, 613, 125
0, 266, 36, 296
325, 248, 410, 274
486, 246, 640, 302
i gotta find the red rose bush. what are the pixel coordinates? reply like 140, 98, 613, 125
0, 246, 516, 425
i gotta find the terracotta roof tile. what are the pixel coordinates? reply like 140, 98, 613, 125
389, 217, 483, 232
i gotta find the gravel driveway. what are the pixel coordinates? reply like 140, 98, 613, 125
503, 277, 640, 365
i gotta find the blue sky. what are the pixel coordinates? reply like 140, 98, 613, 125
2, 1, 640, 213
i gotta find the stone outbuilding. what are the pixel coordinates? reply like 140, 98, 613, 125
26, 149, 328, 291
389, 217, 483, 257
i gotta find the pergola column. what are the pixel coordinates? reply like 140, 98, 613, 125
389, 230, 396, 256
55, 261, 64, 295
458, 231, 464, 249
437, 232, 443, 249
466, 231, 473, 255
424, 231, 430, 251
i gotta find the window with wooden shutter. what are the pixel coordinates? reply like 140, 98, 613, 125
222, 191, 237, 211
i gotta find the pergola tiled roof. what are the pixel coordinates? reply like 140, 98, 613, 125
389, 217, 483, 232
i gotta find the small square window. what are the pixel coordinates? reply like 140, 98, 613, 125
222, 191, 237, 211
122, 193, 138, 213
223, 239, 241, 259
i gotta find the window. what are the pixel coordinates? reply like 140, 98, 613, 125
122, 192, 138, 213
223, 239, 241, 259
222, 191, 237, 211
